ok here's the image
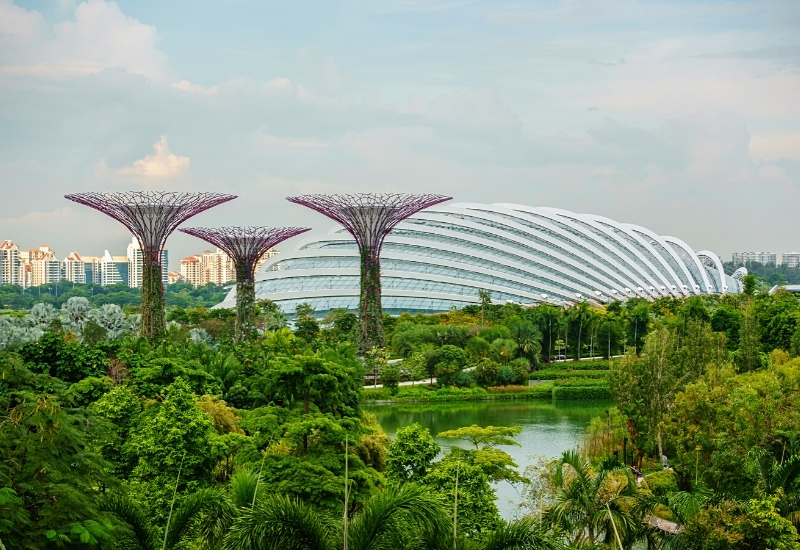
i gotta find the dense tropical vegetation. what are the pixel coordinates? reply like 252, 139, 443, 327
0, 282, 230, 312
3, 273, 800, 548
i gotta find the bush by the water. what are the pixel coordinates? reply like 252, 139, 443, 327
552, 385, 612, 400
530, 369, 609, 380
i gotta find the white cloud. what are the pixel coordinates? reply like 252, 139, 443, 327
118, 137, 190, 178
259, 133, 329, 149
0, 207, 72, 227
0, 0, 171, 81
750, 132, 800, 161
172, 80, 219, 95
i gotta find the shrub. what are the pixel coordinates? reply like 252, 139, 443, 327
435, 361, 462, 387
475, 359, 500, 387
530, 370, 608, 380
643, 469, 679, 497
453, 369, 474, 388
552, 385, 611, 400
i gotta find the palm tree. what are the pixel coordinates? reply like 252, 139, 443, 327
478, 517, 560, 550
545, 450, 644, 547
225, 483, 450, 550
101, 488, 233, 550
567, 302, 591, 361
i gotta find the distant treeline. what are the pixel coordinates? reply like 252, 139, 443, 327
0, 282, 229, 312
724, 261, 800, 286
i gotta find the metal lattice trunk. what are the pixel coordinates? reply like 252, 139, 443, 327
287, 193, 451, 352
179, 226, 310, 342
65, 191, 236, 340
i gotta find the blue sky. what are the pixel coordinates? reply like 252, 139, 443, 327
1, 0, 799, 267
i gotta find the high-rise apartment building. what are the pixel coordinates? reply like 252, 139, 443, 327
0, 240, 21, 286
180, 254, 203, 287
201, 248, 235, 286
127, 237, 168, 288
178, 247, 279, 288
101, 250, 129, 286
29, 246, 61, 287
63, 252, 86, 284
732, 252, 776, 265
782, 253, 800, 268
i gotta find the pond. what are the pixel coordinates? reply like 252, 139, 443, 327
364, 399, 611, 519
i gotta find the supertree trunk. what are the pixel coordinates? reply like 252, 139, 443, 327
141, 252, 166, 340
286, 193, 451, 355
64, 191, 237, 342
359, 247, 384, 352
178, 226, 310, 343
234, 259, 256, 342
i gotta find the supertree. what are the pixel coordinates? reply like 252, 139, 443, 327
287, 193, 451, 352
179, 226, 310, 342
64, 191, 236, 340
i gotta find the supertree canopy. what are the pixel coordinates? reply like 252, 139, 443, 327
65, 191, 236, 340
287, 193, 451, 352
179, 226, 310, 342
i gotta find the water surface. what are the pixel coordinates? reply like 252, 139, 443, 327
364, 400, 610, 518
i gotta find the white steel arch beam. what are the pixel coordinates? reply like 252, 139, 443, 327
410, 209, 656, 298
661, 236, 713, 294
696, 251, 727, 294
433, 204, 659, 295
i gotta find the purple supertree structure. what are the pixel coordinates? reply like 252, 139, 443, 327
287, 193, 451, 352
179, 226, 310, 342
65, 191, 236, 340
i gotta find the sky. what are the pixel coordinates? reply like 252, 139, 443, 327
1, 0, 799, 269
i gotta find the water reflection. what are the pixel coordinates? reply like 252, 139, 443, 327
364, 400, 610, 519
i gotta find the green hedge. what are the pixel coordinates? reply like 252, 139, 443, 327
530, 370, 609, 380
552, 385, 612, 400
553, 379, 610, 387
362, 384, 555, 403
541, 360, 610, 371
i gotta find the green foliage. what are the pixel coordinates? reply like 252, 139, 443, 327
18, 332, 108, 382
294, 302, 320, 344
530, 369, 609, 380
125, 378, 217, 520
546, 450, 642, 547
682, 493, 800, 550
0, 389, 116, 549
664, 359, 800, 500
552, 385, 612, 400
438, 424, 522, 449
386, 422, 441, 482
426, 456, 502, 539
475, 358, 500, 387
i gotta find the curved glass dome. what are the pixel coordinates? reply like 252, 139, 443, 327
217, 203, 741, 316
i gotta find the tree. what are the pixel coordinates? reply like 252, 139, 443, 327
610, 325, 714, 459
0, 385, 116, 549
596, 313, 624, 359
531, 304, 562, 363
225, 483, 449, 550
294, 303, 320, 343
387, 423, 441, 482
261, 351, 360, 418
627, 301, 651, 354
546, 451, 644, 548
567, 302, 591, 360
125, 378, 217, 519
738, 305, 762, 372
743, 273, 757, 296
507, 317, 542, 362
437, 425, 526, 483
438, 425, 523, 450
